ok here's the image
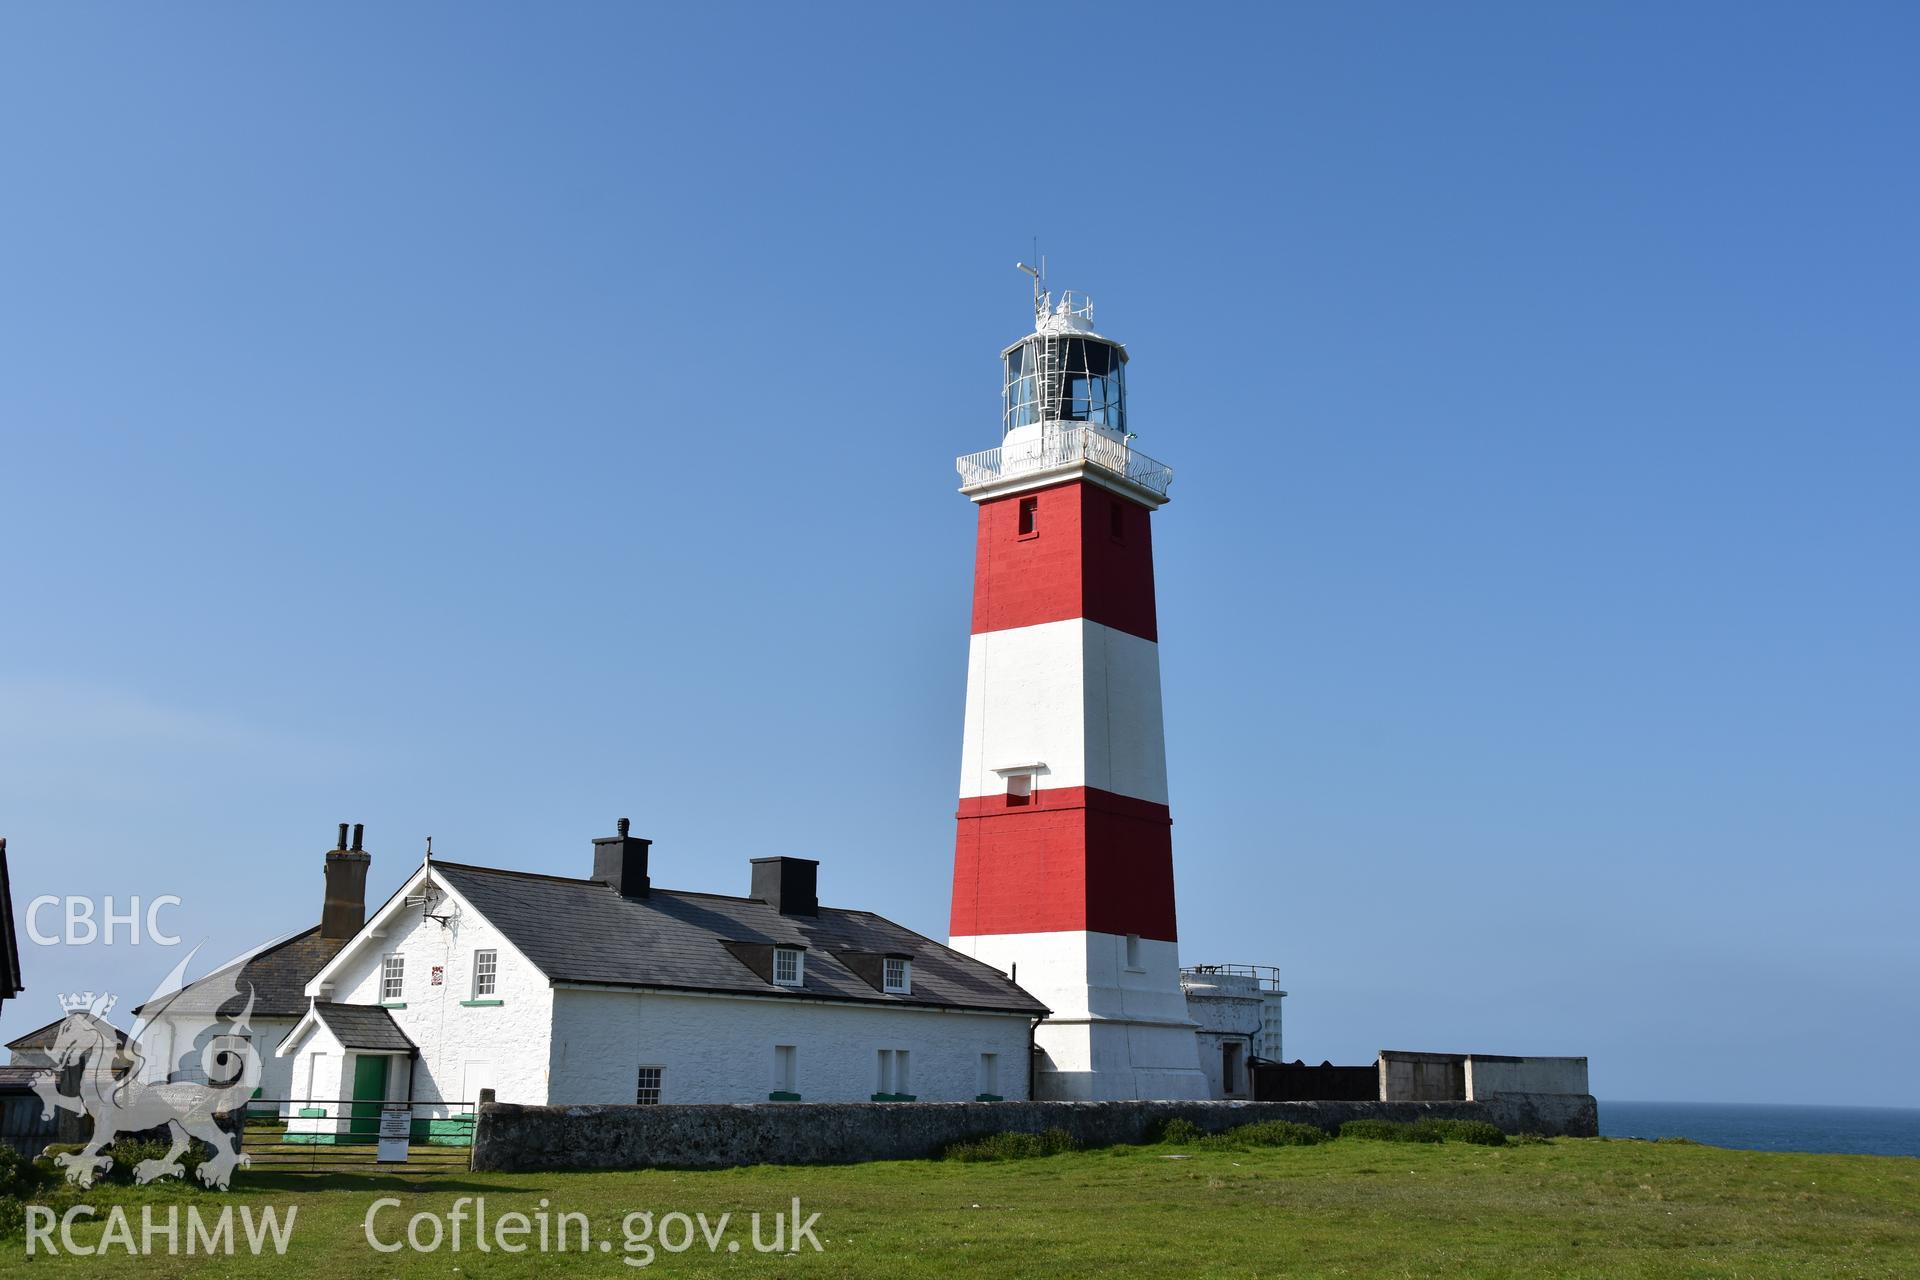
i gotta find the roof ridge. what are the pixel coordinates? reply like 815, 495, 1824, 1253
438, 860, 868, 913
432, 859, 599, 886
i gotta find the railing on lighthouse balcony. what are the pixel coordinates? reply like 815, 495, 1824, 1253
956, 426, 1174, 498
957, 284, 1174, 499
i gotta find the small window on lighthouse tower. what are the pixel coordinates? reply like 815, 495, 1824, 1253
1017, 496, 1039, 538
1005, 773, 1034, 807
1109, 500, 1126, 542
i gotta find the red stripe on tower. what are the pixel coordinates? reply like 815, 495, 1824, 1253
971, 481, 1159, 642
951, 786, 1177, 940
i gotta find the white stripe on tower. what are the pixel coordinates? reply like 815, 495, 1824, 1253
957, 619, 1169, 804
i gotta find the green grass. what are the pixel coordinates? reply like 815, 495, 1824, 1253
8, 1138, 1919, 1277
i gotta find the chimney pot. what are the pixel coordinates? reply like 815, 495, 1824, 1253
336, 823, 349, 851
617, 817, 630, 838
351, 823, 364, 852
751, 856, 819, 917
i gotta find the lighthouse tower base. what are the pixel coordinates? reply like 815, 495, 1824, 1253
951, 929, 1209, 1101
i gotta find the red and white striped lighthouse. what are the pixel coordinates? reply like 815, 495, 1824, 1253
948, 281, 1208, 1101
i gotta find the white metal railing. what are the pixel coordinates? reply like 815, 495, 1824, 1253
1182, 964, 1286, 992
956, 425, 1173, 498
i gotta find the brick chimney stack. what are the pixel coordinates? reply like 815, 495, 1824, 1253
321, 822, 372, 939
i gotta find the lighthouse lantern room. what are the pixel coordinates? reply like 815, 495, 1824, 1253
948, 276, 1208, 1101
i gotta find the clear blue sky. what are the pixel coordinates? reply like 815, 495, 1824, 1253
2, 4, 1915, 1107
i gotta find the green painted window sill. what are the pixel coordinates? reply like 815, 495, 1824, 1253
460, 998, 504, 1007
381, 1001, 407, 1008
975, 1094, 1005, 1102
767, 1091, 802, 1102
870, 1093, 917, 1103
297, 1107, 328, 1118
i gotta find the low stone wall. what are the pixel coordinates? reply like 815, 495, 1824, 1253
471, 1094, 1598, 1172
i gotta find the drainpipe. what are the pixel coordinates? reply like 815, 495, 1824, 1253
1028, 1018, 1041, 1100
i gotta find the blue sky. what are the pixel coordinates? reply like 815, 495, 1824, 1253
2, 4, 1915, 1107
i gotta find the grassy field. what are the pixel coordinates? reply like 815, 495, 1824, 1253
9, 1136, 1919, 1278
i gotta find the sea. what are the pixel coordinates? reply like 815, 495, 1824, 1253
1601, 1100, 1920, 1158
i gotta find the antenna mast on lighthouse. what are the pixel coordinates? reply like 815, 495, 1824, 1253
1016, 256, 1048, 323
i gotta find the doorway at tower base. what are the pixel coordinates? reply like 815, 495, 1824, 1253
949, 929, 1210, 1102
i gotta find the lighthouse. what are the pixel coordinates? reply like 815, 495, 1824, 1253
948, 279, 1209, 1101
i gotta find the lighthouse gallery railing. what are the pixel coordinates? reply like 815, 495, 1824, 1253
956, 425, 1173, 498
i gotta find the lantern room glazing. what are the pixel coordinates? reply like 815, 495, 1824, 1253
1003, 333, 1128, 437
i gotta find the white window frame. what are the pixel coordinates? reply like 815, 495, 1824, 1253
472, 949, 497, 998
381, 954, 405, 1001
635, 1065, 663, 1105
883, 957, 911, 994
773, 947, 804, 987
979, 1052, 999, 1097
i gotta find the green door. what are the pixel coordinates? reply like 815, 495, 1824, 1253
348, 1055, 388, 1143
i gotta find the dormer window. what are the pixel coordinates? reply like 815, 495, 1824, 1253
773, 947, 804, 987
884, 957, 911, 994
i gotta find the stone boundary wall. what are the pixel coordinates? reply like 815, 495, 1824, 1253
470, 1094, 1599, 1172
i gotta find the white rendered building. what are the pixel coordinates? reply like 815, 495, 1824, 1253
275, 822, 1044, 1134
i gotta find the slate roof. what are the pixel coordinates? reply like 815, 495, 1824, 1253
431, 861, 1048, 1017
132, 927, 350, 1020
6, 1013, 129, 1054
310, 1002, 414, 1053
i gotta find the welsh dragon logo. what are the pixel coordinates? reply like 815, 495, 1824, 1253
32, 945, 260, 1190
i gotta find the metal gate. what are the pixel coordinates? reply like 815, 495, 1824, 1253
239, 1097, 476, 1174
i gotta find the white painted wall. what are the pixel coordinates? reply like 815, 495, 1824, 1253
958, 619, 1169, 805
313, 870, 553, 1113
1259, 992, 1285, 1062
951, 930, 1190, 1024
1025, 1017, 1211, 1101
950, 929, 1206, 1101
548, 988, 1033, 1105
279, 1019, 346, 1141
1191, 1033, 1251, 1099
1182, 979, 1260, 1101
136, 1015, 297, 1111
